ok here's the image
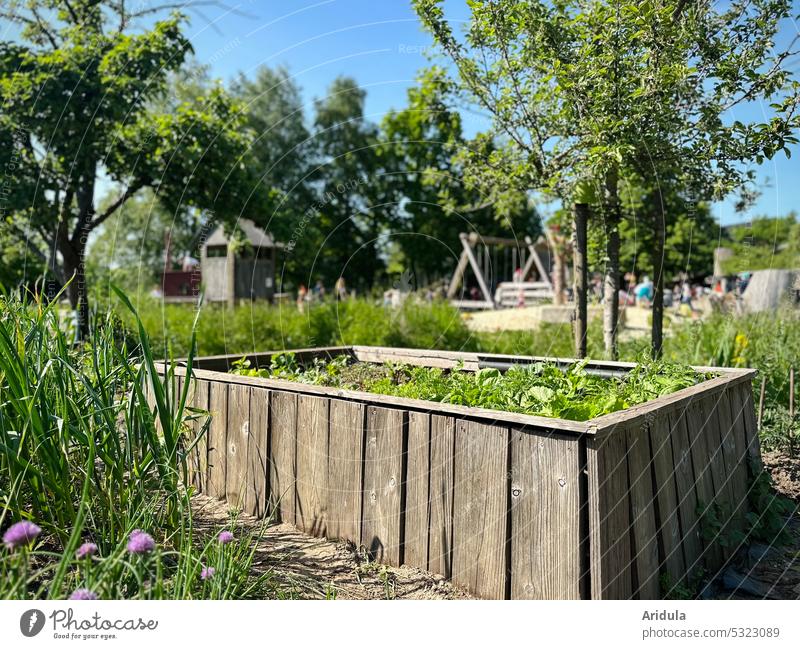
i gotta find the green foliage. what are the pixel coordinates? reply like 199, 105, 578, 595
88, 189, 201, 298
414, 0, 800, 356
618, 193, 720, 281
720, 214, 800, 274
745, 468, 798, 545
0, 288, 274, 599
379, 67, 539, 285
233, 353, 705, 422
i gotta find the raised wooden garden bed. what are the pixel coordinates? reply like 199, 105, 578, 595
155, 346, 761, 600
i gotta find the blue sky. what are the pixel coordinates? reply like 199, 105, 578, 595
182, 0, 799, 226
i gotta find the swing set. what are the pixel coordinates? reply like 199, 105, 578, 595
446, 232, 554, 309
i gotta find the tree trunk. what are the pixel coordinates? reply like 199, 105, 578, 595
546, 228, 567, 306
651, 188, 666, 359
552, 251, 566, 305
603, 169, 621, 360
60, 239, 90, 340
573, 203, 589, 358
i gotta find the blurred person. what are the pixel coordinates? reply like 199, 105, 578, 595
335, 276, 347, 301
297, 284, 307, 312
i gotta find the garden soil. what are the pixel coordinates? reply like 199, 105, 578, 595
191, 495, 471, 600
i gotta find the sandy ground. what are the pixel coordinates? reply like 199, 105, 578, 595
191, 495, 470, 600
462, 303, 702, 341
463, 305, 552, 332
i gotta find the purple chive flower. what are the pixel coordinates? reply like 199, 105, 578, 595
3, 520, 42, 550
126, 530, 156, 555
69, 588, 98, 600
217, 531, 234, 545
200, 565, 215, 581
76, 542, 98, 559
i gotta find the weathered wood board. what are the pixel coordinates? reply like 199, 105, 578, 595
451, 420, 508, 600
328, 400, 365, 541
361, 406, 404, 566
295, 395, 329, 536
510, 430, 581, 599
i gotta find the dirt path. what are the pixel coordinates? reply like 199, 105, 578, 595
191, 495, 470, 600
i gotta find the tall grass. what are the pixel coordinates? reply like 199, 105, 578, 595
0, 289, 277, 599
120, 296, 481, 358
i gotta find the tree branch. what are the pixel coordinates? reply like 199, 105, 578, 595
89, 183, 144, 230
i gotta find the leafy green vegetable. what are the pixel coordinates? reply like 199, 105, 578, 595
231, 354, 708, 422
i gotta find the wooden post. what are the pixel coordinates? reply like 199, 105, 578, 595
790, 368, 795, 457
573, 203, 589, 358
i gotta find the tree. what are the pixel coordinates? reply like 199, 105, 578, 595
379, 67, 537, 286
231, 65, 312, 225
414, 0, 800, 358
721, 212, 800, 273
301, 76, 385, 291
618, 188, 719, 281
0, 2, 267, 334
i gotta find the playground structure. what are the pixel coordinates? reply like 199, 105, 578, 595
446, 232, 554, 310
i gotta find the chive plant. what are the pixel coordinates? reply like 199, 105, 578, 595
0, 288, 278, 599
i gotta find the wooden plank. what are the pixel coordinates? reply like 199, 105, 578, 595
587, 428, 632, 599
295, 395, 329, 536
361, 406, 404, 566
738, 382, 763, 473
225, 384, 251, 510
246, 388, 270, 518
404, 411, 430, 570
698, 395, 734, 563
328, 400, 365, 542
705, 390, 741, 559
625, 422, 660, 599
510, 430, 580, 599
269, 391, 297, 524
686, 399, 723, 570
727, 385, 753, 520
452, 420, 508, 600
715, 387, 740, 504
206, 381, 228, 500
702, 396, 733, 510
647, 415, 686, 590
668, 407, 704, 581
428, 414, 455, 577
191, 379, 210, 493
